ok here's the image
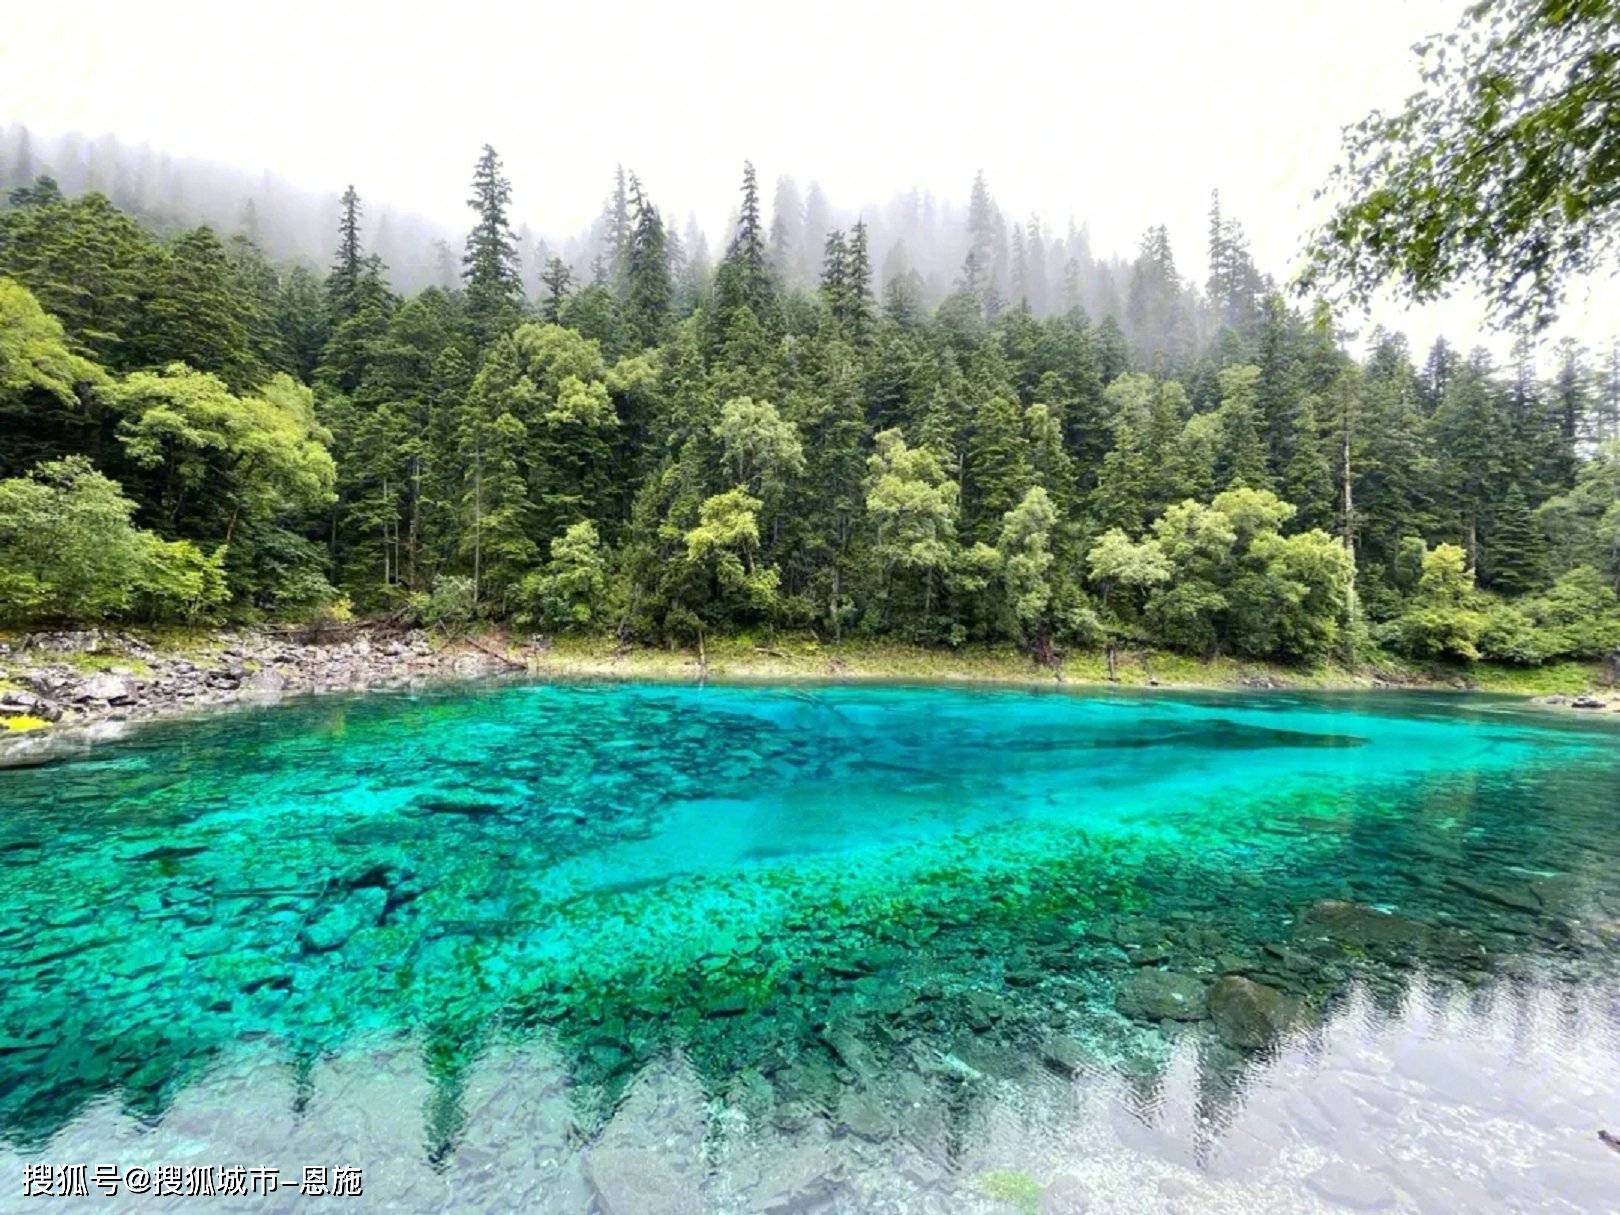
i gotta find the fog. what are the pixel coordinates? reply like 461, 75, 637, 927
2, 0, 1616, 359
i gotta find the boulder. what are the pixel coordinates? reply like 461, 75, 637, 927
584, 1147, 702, 1215
835, 1088, 892, 1141
242, 670, 288, 697
1207, 975, 1299, 1049
1114, 970, 1207, 1021
76, 673, 133, 704
1295, 900, 1426, 948
298, 887, 387, 953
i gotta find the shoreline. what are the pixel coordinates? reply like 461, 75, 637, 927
2, 628, 1615, 766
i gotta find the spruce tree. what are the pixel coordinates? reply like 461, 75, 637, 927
539, 257, 574, 324
623, 175, 672, 349
328, 185, 363, 314
844, 221, 874, 345
461, 145, 522, 342
1487, 482, 1546, 594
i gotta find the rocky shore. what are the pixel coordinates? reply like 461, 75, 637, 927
0, 628, 519, 766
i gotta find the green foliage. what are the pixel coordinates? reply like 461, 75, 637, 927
0, 179, 1612, 669
0, 277, 108, 474
1307, 0, 1620, 329
1385, 543, 1488, 660
515, 521, 609, 631
411, 574, 479, 635
0, 456, 225, 624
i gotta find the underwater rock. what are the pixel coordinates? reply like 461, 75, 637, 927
1114, 970, 1207, 1021
835, 1088, 893, 1142
122, 843, 208, 863
299, 887, 387, 953
1295, 900, 1427, 948
1039, 1033, 1093, 1077
820, 1023, 877, 1079
1449, 877, 1541, 914
744, 1143, 840, 1213
583, 1147, 701, 1215
1207, 976, 1300, 1049
1305, 1162, 1397, 1210
1110, 918, 1167, 948
963, 988, 1009, 1031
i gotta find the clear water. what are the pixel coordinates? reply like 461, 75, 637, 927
1, 680, 1618, 1212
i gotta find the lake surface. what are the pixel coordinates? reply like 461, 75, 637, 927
1, 680, 1618, 1212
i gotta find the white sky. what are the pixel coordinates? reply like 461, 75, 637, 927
2, 0, 1615, 362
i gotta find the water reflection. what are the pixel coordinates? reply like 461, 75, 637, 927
3, 976, 1616, 1212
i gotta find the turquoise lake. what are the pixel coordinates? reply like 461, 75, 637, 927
1, 680, 1618, 1212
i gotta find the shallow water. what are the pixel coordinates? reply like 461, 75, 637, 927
1, 680, 1618, 1212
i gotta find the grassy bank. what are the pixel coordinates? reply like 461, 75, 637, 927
513, 633, 1612, 698
1, 628, 1612, 732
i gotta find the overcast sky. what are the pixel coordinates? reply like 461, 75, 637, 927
2, 0, 1614, 361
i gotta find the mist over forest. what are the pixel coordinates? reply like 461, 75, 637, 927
0, 122, 1217, 349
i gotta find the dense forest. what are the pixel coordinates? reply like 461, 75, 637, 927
2, 136, 1619, 669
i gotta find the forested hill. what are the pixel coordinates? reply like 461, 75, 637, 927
0, 123, 1148, 324
2, 144, 1619, 671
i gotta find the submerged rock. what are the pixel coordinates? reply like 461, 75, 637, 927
1296, 899, 1427, 948
1207, 975, 1300, 1049
836, 1088, 893, 1141
1039, 1033, 1093, 1076
584, 1147, 701, 1215
1306, 1162, 1397, 1210
299, 887, 387, 953
1114, 970, 1207, 1021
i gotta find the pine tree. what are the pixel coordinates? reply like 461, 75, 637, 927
1213, 364, 1270, 490
713, 161, 772, 319
844, 221, 874, 345
540, 257, 574, 324
965, 395, 1031, 541
604, 165, 632, 292
461, 145, 522, 342
767, 175, 803, 281
819, 229, 847, 312
1487, 482, 1546, 594
623, 175, 671, 348
328, 185, 363, 314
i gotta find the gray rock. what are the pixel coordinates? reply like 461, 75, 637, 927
1039, 1033, 1093, 1076
836, 1088, 892, 1141
963, 987, 1008, 1030
242, 669, 288, 697
1207, 975, 1300, 1049
1296, 899, 1427, 948
76, 673, 133, 704
583, 1147, 701, 1215
1114, 970, 1207, 1021
298, 887, 387, 952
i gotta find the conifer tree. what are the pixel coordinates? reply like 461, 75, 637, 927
461, 144, 522, 342
539, 257, 574, 324
623, 175, 672, 349
1486, 482, 1546, 594
328, 185, 363, 314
